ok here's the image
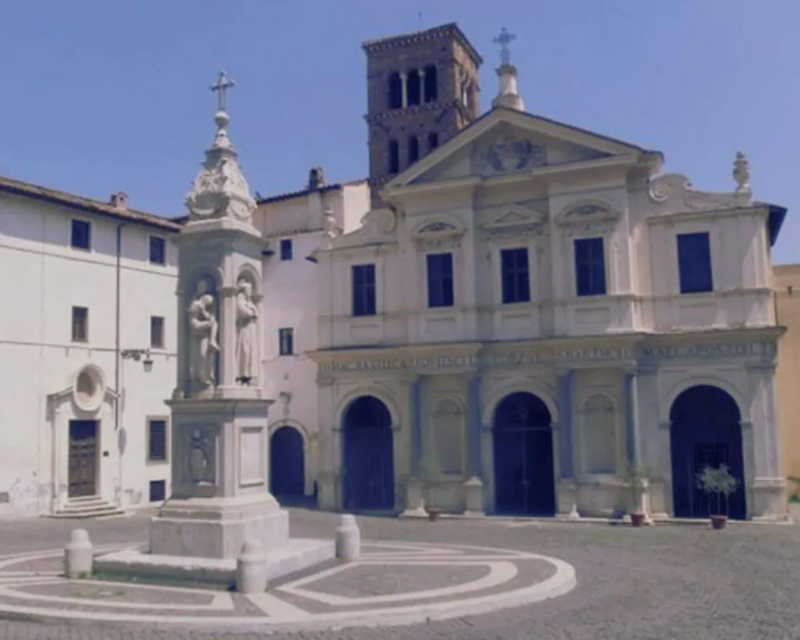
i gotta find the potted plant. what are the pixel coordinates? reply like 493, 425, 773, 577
618, 463, 651, 527
787, 476, 800, 523
696, 464, 739, 530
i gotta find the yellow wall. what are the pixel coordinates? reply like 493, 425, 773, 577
775, 264, 800, 498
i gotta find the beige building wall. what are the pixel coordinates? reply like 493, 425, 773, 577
775, 264, 800, 498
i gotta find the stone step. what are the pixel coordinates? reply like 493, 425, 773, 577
51, 497, 125, 519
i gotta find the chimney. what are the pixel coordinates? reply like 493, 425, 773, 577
308, 167, 325, 190
110, 191, 129, 210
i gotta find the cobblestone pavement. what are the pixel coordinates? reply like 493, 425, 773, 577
1, 509, 799, 639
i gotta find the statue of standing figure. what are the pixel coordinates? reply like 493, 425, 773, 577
235, 277, 259, 383
187, 281, 220, 393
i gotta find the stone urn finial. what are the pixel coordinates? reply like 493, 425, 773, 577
733, 151, 751, 195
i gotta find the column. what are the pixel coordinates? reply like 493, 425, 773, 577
418, 70, 426, 103
463, 373, 485, 515
218, 285, 238, 389
555, 371, 577, 515
400, 72, 408, 108
624, 370, 652, 521
410, 376, 422, 475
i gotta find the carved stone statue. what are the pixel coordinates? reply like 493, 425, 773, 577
235, 278, 258, 383
187, 285, 220, 393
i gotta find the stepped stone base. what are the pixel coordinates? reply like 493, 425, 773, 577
50, 496, 124, 519
93, 538, 336, 588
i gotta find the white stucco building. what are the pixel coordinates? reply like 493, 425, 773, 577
0, 176, 181, 517
255, 168, 370, 501
308, 25, 789, 521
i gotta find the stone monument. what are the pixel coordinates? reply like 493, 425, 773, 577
94, 72, 334, 585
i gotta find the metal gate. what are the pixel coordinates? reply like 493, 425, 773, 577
670, 385, 746, 520
493, 392, 556, 516
342, 396, 395, 511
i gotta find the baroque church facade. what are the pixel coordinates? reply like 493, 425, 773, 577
307, 24, 788, 521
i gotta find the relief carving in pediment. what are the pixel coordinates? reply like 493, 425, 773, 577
482, 205, 546, 236
472, 134, 546, 176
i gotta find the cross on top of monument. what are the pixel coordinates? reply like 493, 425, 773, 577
493, 27, 516, 66
209, 70, 236, 113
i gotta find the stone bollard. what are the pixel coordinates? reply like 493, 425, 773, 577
336, 514, 361, 562
64, 529, 93, 579
236, 540, 269, 593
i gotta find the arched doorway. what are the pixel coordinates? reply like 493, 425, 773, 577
270, 426, 305, 503
669, 385, 747, 520
342, 395, 395, 511
493, 392, 556, 516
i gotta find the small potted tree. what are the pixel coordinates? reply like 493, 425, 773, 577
696, 464, 738, 530
618, 463, 651, 527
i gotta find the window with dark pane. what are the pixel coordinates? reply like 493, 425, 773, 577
427, 132, 439, 151
71, 306, 88, 342
408, 136, 419, 164
423, 65, 438, 102
279, 327, 294, 356
71, 219, 91, 250
150, 316, 164, 348
149, 236, 166, 265
352, 264, 376, 316
388, 140, 400, 174
677, 232, 713, 293
149, 480, 166, 502
280, 239, 293, 261
574, 238, 607, 297
148, 419, 167, 462
501, 248, 531, 304
427, 252, 454, 308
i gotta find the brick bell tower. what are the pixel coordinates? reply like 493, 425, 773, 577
362, 23, 483, 206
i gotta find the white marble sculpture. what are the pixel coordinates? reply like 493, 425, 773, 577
187, 284, 220, 392
235, 277, 258, 383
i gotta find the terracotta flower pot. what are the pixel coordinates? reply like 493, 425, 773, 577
630, 512, 646, 527
427, 507, 442, 522
710, 514, 727, 530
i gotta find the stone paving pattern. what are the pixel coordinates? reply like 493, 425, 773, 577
0, 508, 799, 639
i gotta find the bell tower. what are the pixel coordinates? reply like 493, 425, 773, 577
362, 23, 482, 205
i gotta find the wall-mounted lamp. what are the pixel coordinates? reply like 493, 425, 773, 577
121, 348, 154, 372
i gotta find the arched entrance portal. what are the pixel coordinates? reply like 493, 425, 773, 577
493, 392, 556, 516
342, 395, 395, 511
669, 385, 747, 520
269, 426, 306, 503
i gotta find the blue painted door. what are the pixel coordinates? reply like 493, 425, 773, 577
493, 392, 556, 516
270, 426, 305, 502
670, 385, 747, 520
342, 396, 395, 511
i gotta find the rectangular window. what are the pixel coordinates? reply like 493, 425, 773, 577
149, 236, 166, 265
280, 239, 293, 261
150, 316, 165, 349
70, 219, 91, 250
352, 264, 377, 316
149, 480, 166, 502
71, 306, 88, 342
677, 232, 713, 294
147, 419, 168, 463
279, 328, 294, 356
501, 248, 531, 304
574, 238, 607, 297
427, 253, 455, 308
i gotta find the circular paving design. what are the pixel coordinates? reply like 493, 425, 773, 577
0, 540, 576, 631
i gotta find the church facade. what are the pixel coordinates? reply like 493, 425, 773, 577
308, 24, 788, 521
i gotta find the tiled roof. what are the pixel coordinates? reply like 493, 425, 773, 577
255, 178, 367, 206
0, 175, 182, 232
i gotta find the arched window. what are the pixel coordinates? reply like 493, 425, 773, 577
387, 72, 402, 109
388, 140, 399, 174
408, 136, 419, 164
427, 132, 439, 151
432, 399, 464, 475
424, 65, 438, 102
407, 69, 421, 106
581, 394, 617, 474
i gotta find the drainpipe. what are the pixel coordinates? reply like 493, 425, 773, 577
114, 222, 127, 507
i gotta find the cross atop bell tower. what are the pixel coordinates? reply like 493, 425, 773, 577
210, 70, 236, 113
362, 23, 483, 206
493, 27, 516, 66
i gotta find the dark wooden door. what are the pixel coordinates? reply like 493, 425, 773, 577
270, 426, 305, 502
68, 420, 98, 498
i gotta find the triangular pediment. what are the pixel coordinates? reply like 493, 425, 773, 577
385, 107, 656, 192
483, 204, 546, 229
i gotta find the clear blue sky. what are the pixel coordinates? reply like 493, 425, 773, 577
1, 1, 798, 263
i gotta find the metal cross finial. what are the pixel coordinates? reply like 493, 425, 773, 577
209, 70, 235, 113
493, 27, 516, 66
